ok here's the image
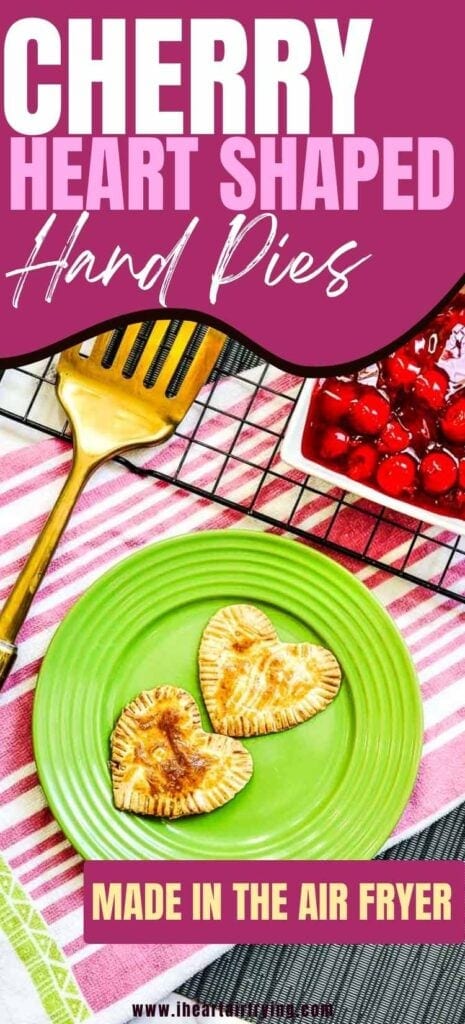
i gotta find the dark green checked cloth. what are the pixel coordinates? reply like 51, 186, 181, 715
180, 803, 465, 1024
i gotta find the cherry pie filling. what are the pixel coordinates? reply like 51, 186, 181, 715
302, 291, 465, 518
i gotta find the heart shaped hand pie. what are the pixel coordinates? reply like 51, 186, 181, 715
111, 686, 253, 818
199, 605, 341, 737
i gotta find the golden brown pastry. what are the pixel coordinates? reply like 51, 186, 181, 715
199, 604, 341, 737
111, 685, 253, 818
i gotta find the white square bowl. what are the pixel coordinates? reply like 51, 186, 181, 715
281, 378, 465, 537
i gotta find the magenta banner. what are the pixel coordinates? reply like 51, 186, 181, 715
84, 860, 465, 945
0, 1, 464, 368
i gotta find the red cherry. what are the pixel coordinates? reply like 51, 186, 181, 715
319, 426, 350, 460
420, 450, 458, 495
400, 403, 437, 453
346, 442, 378, 481
440, 396, 465, 444
458, 460, 465, 489
378, 417, 412, 453
318, 379, 357, 423
348, 386, 390, 436
412, 367, 449, 410
384, 351, 420, 387
376, 454, 417, 497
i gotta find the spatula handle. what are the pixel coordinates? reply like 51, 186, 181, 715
0, 450, 95, 686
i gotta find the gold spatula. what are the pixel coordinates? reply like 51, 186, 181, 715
0, 320, 226, 685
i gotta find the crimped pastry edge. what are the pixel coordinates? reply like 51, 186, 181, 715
199, 607, 342, 737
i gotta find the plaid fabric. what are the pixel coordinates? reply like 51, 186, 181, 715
181, 803, 465, 1024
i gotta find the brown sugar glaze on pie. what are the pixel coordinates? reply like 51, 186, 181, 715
111, 686, 253, 817
132, 707, 211, 796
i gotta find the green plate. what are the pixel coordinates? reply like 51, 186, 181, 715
33, 530, 422, 860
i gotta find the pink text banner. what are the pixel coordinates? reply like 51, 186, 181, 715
84, 859, 465, 945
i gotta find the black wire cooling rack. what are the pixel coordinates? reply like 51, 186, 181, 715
1, 322, 464, 604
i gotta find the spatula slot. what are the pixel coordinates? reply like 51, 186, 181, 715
100, 330, 125, 368
121, 323, 154, 379
142, 321, 178, 389
79, 338, 95, 358
165, 324, 207, 397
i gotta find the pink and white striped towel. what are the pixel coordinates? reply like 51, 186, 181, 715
0, 363, 464, 1023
